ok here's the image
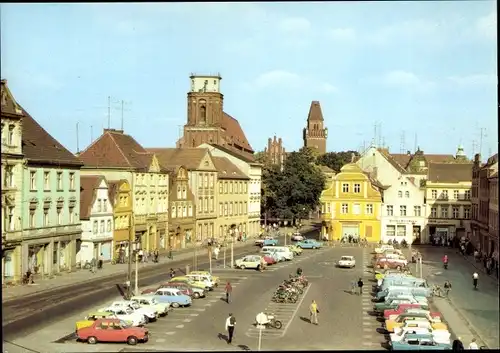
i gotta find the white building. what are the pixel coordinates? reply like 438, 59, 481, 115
356, 146, 427, 244
79, 175, 114, 263
199, 143, 262, 237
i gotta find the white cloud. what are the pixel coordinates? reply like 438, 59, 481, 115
368, 19, 441, 45
379, 70, 436, 92
448, 74, 497, 86
327, 28, 356, 41
477, 11, 497, 40
253, 70, 301, 88
278, 17, 311, 33
321, 83, 339, 94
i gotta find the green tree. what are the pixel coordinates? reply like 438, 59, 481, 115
316, 151, 359, 172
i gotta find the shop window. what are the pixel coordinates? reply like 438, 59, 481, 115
397, 225, 406, 237
431, 207, 437, 218
93, 221, 98, 234
107, 220, 111, 232
386, 225, 396, 237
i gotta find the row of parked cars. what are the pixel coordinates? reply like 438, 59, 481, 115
370, 244, 454, 350
74, 270, 220, 345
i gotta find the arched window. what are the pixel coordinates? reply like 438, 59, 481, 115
200, 106, 206, 122
192, 138, 196, 147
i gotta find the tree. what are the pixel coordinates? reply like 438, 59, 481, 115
316, 150, 359, 172
261, 147, 325, 223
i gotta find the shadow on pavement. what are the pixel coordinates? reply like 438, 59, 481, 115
342, 290, 356, 295
53, 332, 76, 343
376, 327, 387, 334
220, 297, 228, 303
217, 333, 229, 343
366, 310, 380, 317
299, 316, 310, 323
237, 344, 251, 351
381, 342, 391, 350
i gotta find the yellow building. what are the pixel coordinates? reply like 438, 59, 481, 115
213, 157, 250, 240
108, 179, 133, 257
320, 163, 384, 242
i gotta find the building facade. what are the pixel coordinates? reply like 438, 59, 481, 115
78, 129, 170, 252
488, 168, 498, 265
213, 156, 250, 240
320, 163, 383, 243
108, 179, 133, 257
79, 176, 114, 263
303, 101, 328, 155
149, 148, 217, 245
199, 143, 262, 237
167, 166, 196, 250
425, 162, 472, 245
177, 74, 254, 158
1, 80, 25, 283
264, 136, 286, 168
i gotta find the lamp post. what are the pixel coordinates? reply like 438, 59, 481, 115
134, 241, 139, 295
223, 234, 227, 269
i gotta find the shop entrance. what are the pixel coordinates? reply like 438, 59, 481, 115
412, 226, 422, 244
342, 224, 360, 241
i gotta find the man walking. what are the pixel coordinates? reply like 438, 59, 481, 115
472, 272, 479, 289
225, 313, 236, 344
309, 300, 319, 325
357, 278, 364, 295
98, 253, 104, 269
225, 282, 232, 303
90, 256, 97, 274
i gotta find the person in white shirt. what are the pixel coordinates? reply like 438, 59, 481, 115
468, 338, 479, 349
225, 313, 236, 344
472, 272, 479, 289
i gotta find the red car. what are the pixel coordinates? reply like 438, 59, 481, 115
263, 255, 276, 265
141, 283, 193, 297
77, 318, 148, 345
383, 303, 439, 320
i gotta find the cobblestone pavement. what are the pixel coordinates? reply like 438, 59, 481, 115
411, 246, 499, 349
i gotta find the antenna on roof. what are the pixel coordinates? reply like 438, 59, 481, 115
76, 122, 80, 153
472, 140, 477, 157
400, 131, 406, 154
107, 96, 111, 129
414, 133, 417, 153
372, 123, 377, 147
378, 123, 382, 149
479, 127, 487, 161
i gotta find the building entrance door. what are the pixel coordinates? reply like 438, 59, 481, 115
342, 224, 360, 241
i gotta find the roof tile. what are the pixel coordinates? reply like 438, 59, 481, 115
146, 147, 214, 171
212, 156, 249, 179
80, 175, 104, 220
222, 112, 253, 152
428, 162, 473, 183
307, 101, 324, 121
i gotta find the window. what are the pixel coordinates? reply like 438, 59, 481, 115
4, 165, 14, 187
414, 206, 421, 217
239, 202, 243, 215
244, 182, 248, 193
204, 174, 208, 188
400, 205, 407, 216
464, 207, 470, 219
465, 190, 471, 200
366, 204, 373, 214
398, 191, 402, 198
397, 225, 406, 237
440, 206, 448, 218
171, 205, 176, 218
341, 203, 348, 214
182, 186, 187, 199
342, 183, 349, 192
230, 182, 233, 193
224, 182, 228, 193
405, 191, 410, 198
209, 174, 214, 187
198, 198, 202, 213
43, 209, 49, 226
8, 125, 14, 145
93, 220, 98, 234
188, 205, 193, 217
100, 220, 105, 233
69, 172, 75, 190
431, 207, 437, 218
219, 203, 223, 216
224, 203, 228, 216
229, 202, 233, 216
183, 206, 187, 217
219, 183, 223, 193
107, 220, 111, 232
386, 225, 396, 237
210, 197, 214, 212
386, 205, 394, 216
98, 199, 102, 212
441, 190, 448, 199
103, 199, 107, 212
353, 203, 361, 215
57, 208, 63, 225
57, 172, 63, 190
29, 210, 36, 228
177, 186, 181, 199
244, 201, 247, 214
452, 207, 459, 219
431, 190, 437, 199
204, 197, 208, 212
44, 171, 50, 190
69, 206, 75, 223
354, 183, 361, 193
327, 203, 331, 213
453, 190, 459, 199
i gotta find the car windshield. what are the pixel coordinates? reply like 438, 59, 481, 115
340, 256, 352, 261
120, 320, 132, 328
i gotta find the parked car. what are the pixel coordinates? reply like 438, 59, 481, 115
75, 311, 118, 331
185, 273, 215, 290
375, 257, 406, 270
390, 333, 452, 350
161, 282, 205, 299
385, 313, 447, 333
291, 232, 304, 241
235, 255, 264, 270
169, 276, 208, 291
147, 288, 192, 308
390, 328, 451, 346
188, 271, 220, 286
374, 297, 428, 312
375, 244, 394, 254
337, 255, 356, 268
108, 301, 157, 322
142, 283, 193, 297
262, 238, 278, 246
76, 319, 149, 345
287, 244, 303, 255
296, 239, 322, 249
97, 307, 145, 327
384, 304, 434, 320
130, 296, 170, 316
263, 255, 277, 265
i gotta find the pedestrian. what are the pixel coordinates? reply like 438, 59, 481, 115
472, 272, 479, 289
350, 279, 357, 295
98, 253, 104, 269
225, 281, 232, 303
138, 249, 144, 262
90, 257, 97, 273
309, 300, 319, 325
452, 337, 464, 351
213, 246, 220, 260
259, 257, 266, 272
144, 250, 149, 263
169, 268, 175, 279
443, 280, 452, 297
225, 313, 236, 344
468, 338, 479, 349
154, 249, 159, 263
357, 278, 364, 295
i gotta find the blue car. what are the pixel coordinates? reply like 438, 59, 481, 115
390, 333, 452, 350
262, 238, 278, 246
147, 288, 192, 308
296, 239, 322, 249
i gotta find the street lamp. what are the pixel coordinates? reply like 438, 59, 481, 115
229, 224, 236, 269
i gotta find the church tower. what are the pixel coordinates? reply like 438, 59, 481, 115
182, 73, 224, 147
303, 101, 328, 154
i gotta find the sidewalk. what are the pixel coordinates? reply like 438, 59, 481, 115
2, 224, 317, 302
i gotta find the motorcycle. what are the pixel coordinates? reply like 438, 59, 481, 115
256, 313, 282, 329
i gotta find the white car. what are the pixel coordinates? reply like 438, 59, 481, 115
291, 232, 304, 241
130, 296, 171, 317
337, 256, 356, 268
98, 306, 145, 326
375, 245, 394, 254
235, 255, 264, 270
390, 327, 451, 345
108, 301, 157, 322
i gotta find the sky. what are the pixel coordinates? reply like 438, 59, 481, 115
1, 2, 497, 158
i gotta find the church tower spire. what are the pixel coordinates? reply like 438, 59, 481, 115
303, 101, 327, 154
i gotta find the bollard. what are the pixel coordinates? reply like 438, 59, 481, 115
186, 265, 190, 275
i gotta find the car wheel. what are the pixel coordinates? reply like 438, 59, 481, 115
172, 302, 180, 308
127, 336, 138, 345
87, 336, 97, 344
193, 292, 200, 299
240, 264, 246, 270
312, 246, 317, 249
376, 264, 381, 269
396, 265, 401, 270
143, 315, 150, 323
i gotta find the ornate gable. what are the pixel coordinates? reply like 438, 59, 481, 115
148, 155, 160, 172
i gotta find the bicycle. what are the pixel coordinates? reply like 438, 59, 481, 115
432, 285, 444, 298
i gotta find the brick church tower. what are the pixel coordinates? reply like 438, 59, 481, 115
303, 101, 328, 154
